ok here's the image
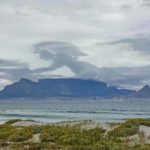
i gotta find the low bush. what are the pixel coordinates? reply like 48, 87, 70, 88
108, 119, 144, 137
31, 125, 43, 134
0, 124, 15, 140
4, 119, 21, 125
10, 127, 34, 142
40, 125, 67, 142
40, 125, 105, 146
1, 119, 150, 150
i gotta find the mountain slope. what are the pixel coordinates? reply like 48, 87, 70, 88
0, 78, 135, 98
133, 85, 150, 98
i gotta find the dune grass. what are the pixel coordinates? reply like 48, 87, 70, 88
10, 127, 34, 142
0, 118, 150, 149
0, 124, 15, 140
4, 119, 22, 125
108, 118, 150, 137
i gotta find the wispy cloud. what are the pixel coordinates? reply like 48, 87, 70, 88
98, 36, 150, 55
141, 0, 150, 7
0, 59, 29, 69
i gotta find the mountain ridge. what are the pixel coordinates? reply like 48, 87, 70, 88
0, 78, 136, 99
132, 85, 150, 98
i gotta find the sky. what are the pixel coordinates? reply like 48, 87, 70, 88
0, 0, 150, 90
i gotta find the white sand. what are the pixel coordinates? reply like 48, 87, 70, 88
28, 133, 41, 143
12, 120, 43, 127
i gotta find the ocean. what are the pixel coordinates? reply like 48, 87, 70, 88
0, 98, 150, 124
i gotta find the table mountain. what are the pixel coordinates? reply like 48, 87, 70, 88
0, 78, 135, 99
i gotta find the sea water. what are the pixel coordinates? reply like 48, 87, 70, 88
0, 98, 150, 124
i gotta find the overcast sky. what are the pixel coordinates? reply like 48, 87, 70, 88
0, 0, 150, 90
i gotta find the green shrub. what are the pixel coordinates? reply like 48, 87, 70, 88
40, 125, 66, 142
108, 118, 150, 138
4, 119, 21, 125
10, 127, 34, 142
10, 143, 25, 150
31, 125, 43, 134
40, 125, 105, 146
0, 141, 9, 148
71, 145, 94, 150
82, 128, 105, 143
10, 142, 62, 150
108, 119, 141, 137
126, 118, 150, 126
1, 119, 150, 150
0, 124, 15, 140
108, 125, 138, 137
133, 144, 150, 150
58, 134, 92, 145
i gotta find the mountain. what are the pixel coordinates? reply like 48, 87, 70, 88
133, 85, 150, 98
0, 78, 135, 99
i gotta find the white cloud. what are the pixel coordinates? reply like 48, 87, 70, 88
0, 0, 150, 89
101, 13, 125, 22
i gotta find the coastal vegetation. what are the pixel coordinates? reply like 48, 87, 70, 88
0, 119, 150, 149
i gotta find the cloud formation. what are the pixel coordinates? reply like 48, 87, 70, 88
0, 0, 150, 90
32, 41, 150, 90
0, 59, 28, 68
33, 41, 98, 75
100, 35, 150, 55
141, 0, 150, 7
0, 40, 150, 90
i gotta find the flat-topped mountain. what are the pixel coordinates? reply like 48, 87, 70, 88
0, 78, 135, 99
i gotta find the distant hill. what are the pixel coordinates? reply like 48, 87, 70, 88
132, 85, 150, 98
0, 78, 135, 99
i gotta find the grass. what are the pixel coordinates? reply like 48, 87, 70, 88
108, 118, 150, 137
1, 118, 150, 149
10, 127, 34, 142
40, 125, 105, 145
0, 124, 15, 140
4, 119, 22, 125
